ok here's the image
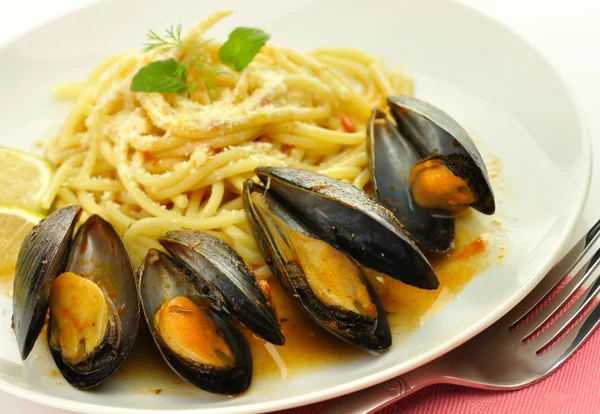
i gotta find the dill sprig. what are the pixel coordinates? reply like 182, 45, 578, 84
142, 25, 185, 52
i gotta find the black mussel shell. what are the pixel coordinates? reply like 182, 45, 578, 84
160, 231, 285, 345
387, 96, 495, 215
254, 167, 439, 290
48, 215, 139, 389
367, 108, 454, 253
13, 205, 81, 360
138, 249, 252, 395
243, 180, 391, 353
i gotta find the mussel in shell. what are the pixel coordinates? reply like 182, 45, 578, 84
138, 250, 252, 395
12, 206, 139, 389
367, 108, 455, 253
243, 173, 398, 353
367, 96, 495, 252
138, 230, 283, 394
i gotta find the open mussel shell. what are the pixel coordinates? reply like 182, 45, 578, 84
12, 206, 139, 389
13, 205, 81, 360
48, 215, 140, 389
387, 96, 495, 215
367, 108, 454, 253
243, 180, 391, 353
160, 231, 284, 345
138, 249, 252, 395
254, 166, 439, 290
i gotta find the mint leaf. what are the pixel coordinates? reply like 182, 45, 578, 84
131, 59, 189, 93
219, 27, 270, 72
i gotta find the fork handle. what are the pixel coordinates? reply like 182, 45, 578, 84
319, 366, 441, 414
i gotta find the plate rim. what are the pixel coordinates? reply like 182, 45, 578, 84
0, 0, 592, 412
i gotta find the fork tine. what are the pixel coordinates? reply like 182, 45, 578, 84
519, 247, 600, 341
507, 221, 600, 329
534, 280, 600, 373
528, 262, 600, 353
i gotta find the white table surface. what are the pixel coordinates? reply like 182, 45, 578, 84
0, 0, 598, 412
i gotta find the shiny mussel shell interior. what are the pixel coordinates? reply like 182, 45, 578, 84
367, 108, 454, 253
138, 249, 252, 395
159, 230, 284, 345
49, 214, 139, 388
243, 180, 391, 352
387, 96, 495, 215
13, 206, 140, 389
253, 166, 438, 290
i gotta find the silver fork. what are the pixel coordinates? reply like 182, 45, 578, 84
321, 220, 600, 414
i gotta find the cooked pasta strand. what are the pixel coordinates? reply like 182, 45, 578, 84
46, 9, 411, 268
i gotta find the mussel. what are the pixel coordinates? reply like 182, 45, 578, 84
138, 250, 252, 395
243, 179, 392, 352
367, 96, 495, 253
137, 230, 283, 394
12, 206, 139, 389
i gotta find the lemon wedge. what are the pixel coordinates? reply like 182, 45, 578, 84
0, 146, 53, 212
0, 206, 43, 277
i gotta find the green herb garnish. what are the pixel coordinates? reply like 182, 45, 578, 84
218, 27, 270, 72
142, 24, 187, 53
130, 59, 188, 94
132, 25, 223, 100
131, 24, 270, 98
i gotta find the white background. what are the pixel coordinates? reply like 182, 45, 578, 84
0, 0, 598, 412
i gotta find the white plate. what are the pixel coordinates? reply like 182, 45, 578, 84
0, 0, 591, 412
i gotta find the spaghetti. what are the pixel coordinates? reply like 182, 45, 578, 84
44, 9, 413, 271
